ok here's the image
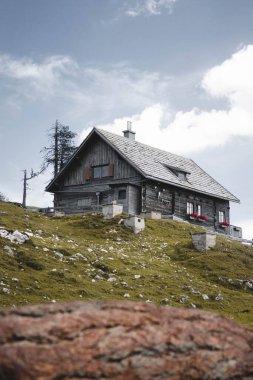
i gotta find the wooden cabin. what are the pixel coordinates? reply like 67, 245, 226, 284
46, 125, 239, 234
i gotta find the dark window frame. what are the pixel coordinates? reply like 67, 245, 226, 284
118, 189, 126, 200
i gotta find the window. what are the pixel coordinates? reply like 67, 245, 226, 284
92, 164, 112, 179
162, 164, 190, 181
101, 165, 109, 177
177, 171, 187, 181
219, 211, 225, 223
118, 190, 126, 200
197, 204, 202, 216
93, 166, 102, 178
187, 202, 194, 214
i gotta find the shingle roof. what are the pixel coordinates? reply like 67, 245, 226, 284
95, 128, 239, 203
46, 127, 239, 203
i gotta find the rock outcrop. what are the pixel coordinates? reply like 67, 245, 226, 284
0, 301, 252, 380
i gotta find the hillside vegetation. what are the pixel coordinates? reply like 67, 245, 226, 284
0, 201, 253, 328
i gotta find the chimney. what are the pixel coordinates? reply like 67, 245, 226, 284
123, 121, 136, 140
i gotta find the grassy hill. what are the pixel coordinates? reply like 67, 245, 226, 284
0, 201, 253, 328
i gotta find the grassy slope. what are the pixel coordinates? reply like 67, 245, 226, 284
0, 201, 253, 328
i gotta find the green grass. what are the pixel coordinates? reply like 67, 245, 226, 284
0, 201, 253, 328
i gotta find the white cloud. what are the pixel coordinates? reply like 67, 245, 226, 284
87, 45, 253, 154
125, 0, 177, 17
0, 54, 172, 122
2, 45, 253, 156
0, 54, 77, 99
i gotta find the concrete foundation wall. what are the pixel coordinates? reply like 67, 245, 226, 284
124, 216, 145, 234
192, 232, 216, 251
102, 203, 123, 219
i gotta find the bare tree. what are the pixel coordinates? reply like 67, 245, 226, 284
41, 120, 76, 178
22, 168, 44, 208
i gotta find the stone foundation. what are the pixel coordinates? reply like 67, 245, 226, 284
124, 216, 145, 233
102, 203, 123, 219
192, 232, 216, 251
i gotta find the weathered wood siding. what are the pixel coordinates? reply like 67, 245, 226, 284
142, 182, 173, 214
62, 134, 140, 186
142, 180, 230, 230
128, 185, 141, 215
53, 134, 230, 230
54, 134, 142, 214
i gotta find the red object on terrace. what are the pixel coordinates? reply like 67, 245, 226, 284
190, 213, 198, 218
222, 221, 230, 227
198, 215, 207, 220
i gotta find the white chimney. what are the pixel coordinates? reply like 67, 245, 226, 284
123, 121, 136, 140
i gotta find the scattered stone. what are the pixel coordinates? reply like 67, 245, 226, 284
0, 229, 29, 244
180, 296, 188, 304
43, 248, 49, 252
107, 277, 117, 282
134, 274, 141, 279
215, 294, 224, 301
121, 281, 128, 287
245, 280, 253, 289
2, 288, 10, 294
139, 294, 144, 298
108, 228, 117, 233
3, 245, 16, 257
11, 278, 19, 282
72, 253, 87, 261
51, 269, 57, 272
54, 252, 64, 260
87, 248, 93, 253
94, 275, 103, 281
191, 288, 200, 294
123, 293, 130, 298
202, 294, 209, 300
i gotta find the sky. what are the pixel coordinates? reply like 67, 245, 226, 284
0, 0, 253, 238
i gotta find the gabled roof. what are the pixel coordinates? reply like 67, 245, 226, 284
46, 127, 239, 203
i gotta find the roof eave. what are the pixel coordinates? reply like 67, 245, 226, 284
46, 127, 147, 192
145, 175, 240, 203
95, 129, 147, 178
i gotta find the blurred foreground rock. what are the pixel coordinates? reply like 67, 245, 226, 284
0, 301, 252, 380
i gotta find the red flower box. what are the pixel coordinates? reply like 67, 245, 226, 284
221, 221, 229, 227
198, 215, 207, 221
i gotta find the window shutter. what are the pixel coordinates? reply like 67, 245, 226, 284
109, 163, 114, 177
84, 166, 91, 180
